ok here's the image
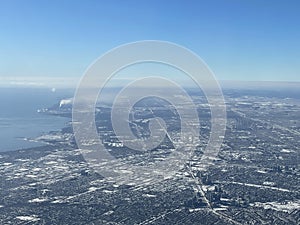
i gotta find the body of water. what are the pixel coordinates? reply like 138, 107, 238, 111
0, 87, 73, 152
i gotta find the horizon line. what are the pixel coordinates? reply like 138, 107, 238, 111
0, 76, 299, 89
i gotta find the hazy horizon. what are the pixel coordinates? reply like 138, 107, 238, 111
1, 77, 300, 89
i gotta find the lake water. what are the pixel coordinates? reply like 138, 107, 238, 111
0, 87, 74, 152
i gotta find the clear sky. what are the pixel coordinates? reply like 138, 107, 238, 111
0, 0, 300, 86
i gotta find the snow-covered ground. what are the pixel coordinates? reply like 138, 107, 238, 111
251, 200, 300, 213
16, 215, 40, 222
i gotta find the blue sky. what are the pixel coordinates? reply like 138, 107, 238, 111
0, 0, 300, 86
